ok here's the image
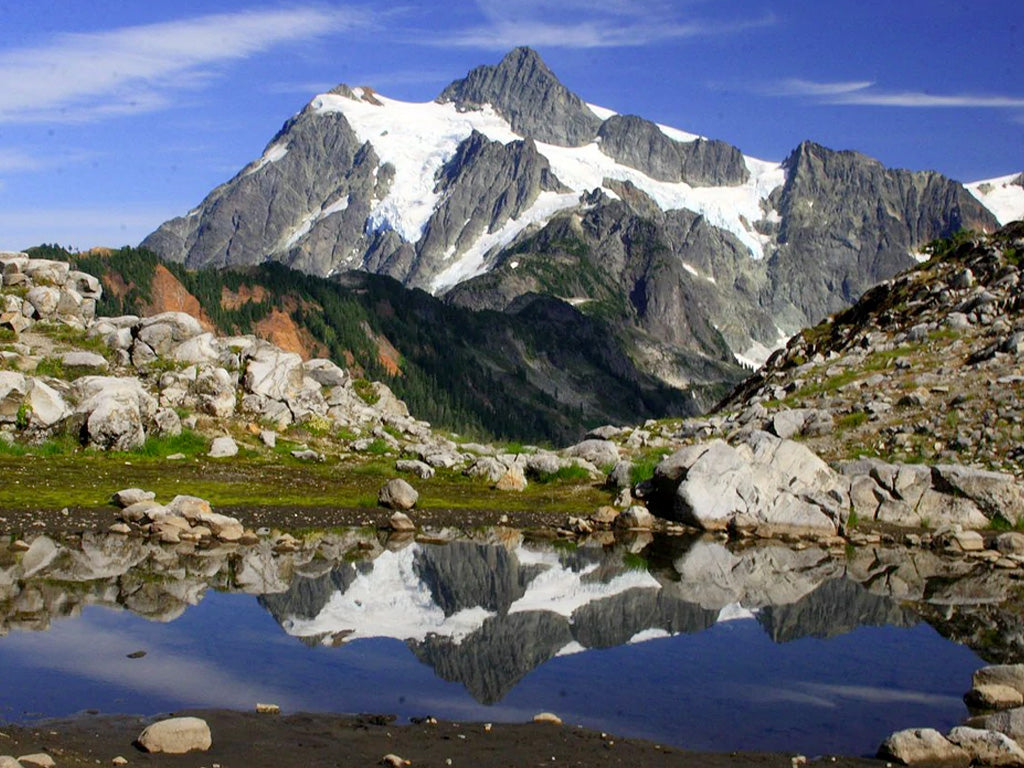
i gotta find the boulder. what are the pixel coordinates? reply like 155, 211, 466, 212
976, 666, 1024, 696
303, 358, 349, 387
136, 312, 205, 355
170, 332, 222, 365
26, 378, 68, 428
967, 685, 1024, 711
878, 728, 970, 766
771, 408, 809, 439
395, 459, 435, 480
111, 488, 156, 508
495, 465, 527, 492
565, 439, 619, 468
194, 365, 237, 418
663, 435, 843, 537
136, 716, 212, 754
17, 754, 56, 768
947, 726, 1024, 766
934, 465, 1024, 524
209, 436, 239, 458
0, 371, 28, 424
996, 533, 1024, 556
978, 707, 1024, 742
379, 479, 418, 510
61, 351, 108, 371
243, 345, 305, 401
25, 286, 60, 318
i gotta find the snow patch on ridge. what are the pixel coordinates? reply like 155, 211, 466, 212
281, 195, 350, 250
430, 191, 580, 293
966, 173, 1024, 225
243, 140, 289, 177
312, 92, 518, 244
734, 327, 789, 369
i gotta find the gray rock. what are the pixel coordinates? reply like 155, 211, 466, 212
494, 464, 527, 492
771, 408, 809, 439
607, 460, 634, 489
260, 430, 277, 448
136, 312, 204, 355
978, 707, 1024, 742
396, 459, 435, 480
61, 350, 108, 371
137, 716, 212, 754
290, 449, 324, 462
243, 345, 305, 401
966, 685, 1024, 711
933, 465, 1024, 524
208, 436, 239, 458
565, 439, 619, 469
976, 666, 1024, 696
597, 114, 748, 187
379, 478, 418, 510
303, 358, 348, 387
17, 753, 56, 768
111, 488, 156, 508
26, 378, 68, 428
437, 47, 600, 147
25, 286, 60, 318
0, 371, 28, 424
878, 728, 970, 766
947, 726, 1024, 766
996, 533, 1024, 555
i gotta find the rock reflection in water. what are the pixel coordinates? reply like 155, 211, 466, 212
0, 527, 1017, 752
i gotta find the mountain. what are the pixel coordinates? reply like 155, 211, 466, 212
141, 47, 1005, 398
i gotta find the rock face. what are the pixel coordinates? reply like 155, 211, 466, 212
437, 47, 601, 147
597, 114, 748, 187
137, 716, 212, 754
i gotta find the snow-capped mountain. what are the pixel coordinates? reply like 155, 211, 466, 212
142, 47, 1003, 385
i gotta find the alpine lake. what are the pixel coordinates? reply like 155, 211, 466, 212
2, 523, 1018, 758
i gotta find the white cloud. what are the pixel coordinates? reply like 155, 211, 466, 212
770, 79, 876, 98
434, 0, 773, 49
0, 149, 44, 172
0, 7, 369, 123
769, 78, 1024, 109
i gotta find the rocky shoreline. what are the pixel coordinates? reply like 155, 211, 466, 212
0, 709, 885, 768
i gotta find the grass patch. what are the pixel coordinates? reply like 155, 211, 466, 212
988, 514, 1024, 532
629, 449, 665, 486
0, 328, 16, 343
122, 429, 209, 459
837, 411, 869, 431
352, 378, 379, 406
535, 465, 592, 484
33, 356, 67, 379
364, 438, 391, 456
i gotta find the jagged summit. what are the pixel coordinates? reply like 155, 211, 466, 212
436, 46, 601, 147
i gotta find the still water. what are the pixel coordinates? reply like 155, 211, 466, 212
0, 528, 1001, 756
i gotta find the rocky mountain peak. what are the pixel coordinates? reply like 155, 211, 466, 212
436, 46, 601, 147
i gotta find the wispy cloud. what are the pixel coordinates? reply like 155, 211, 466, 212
0, 149, 45, 172
769, 78, 1024, 108
434, 0, 773, 49
0, 7, 370, 124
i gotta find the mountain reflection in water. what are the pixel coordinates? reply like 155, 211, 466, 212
0, 528, 1013, 755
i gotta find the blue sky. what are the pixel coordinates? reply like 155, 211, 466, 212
0, 0, 1021, 251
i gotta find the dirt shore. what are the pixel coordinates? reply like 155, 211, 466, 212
0, 709, 885, 768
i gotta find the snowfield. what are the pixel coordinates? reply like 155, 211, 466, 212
311, 87, 787, 288
966, 173, 1024, 225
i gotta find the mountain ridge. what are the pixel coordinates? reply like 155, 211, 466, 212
140, 47, 1010, 405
